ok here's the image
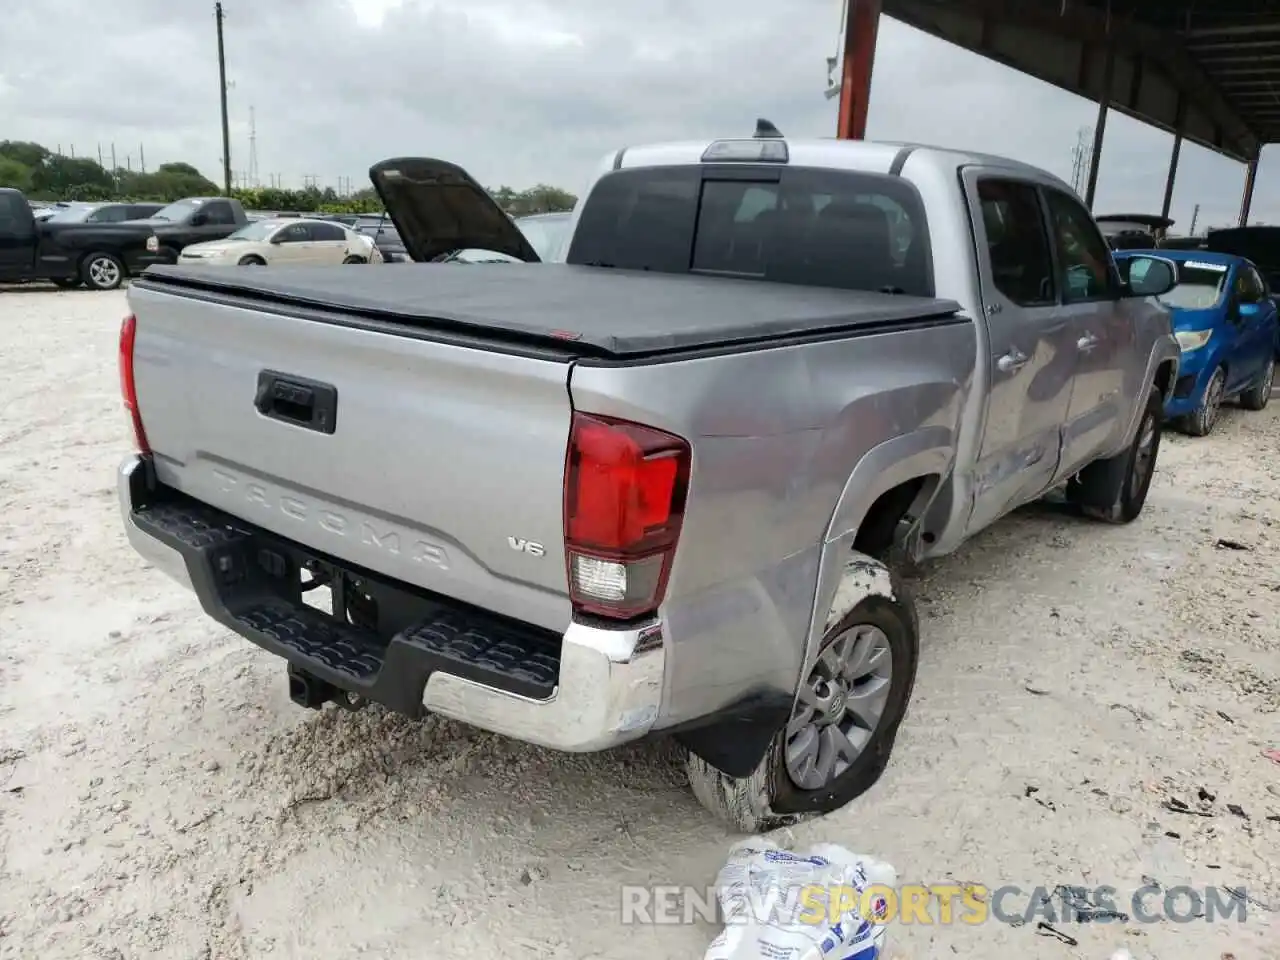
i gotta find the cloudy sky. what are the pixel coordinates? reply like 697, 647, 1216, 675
2, 0, 1276, 230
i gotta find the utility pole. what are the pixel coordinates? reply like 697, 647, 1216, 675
1069, 126, 1093, 195
111, 144, 117, 171
98, 144, 104, 167
215, 2, 233, 196
140, 144, 146, 174
1189, 203, 1201, 236
248, 105, 259, 188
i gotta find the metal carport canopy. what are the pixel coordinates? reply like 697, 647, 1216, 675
836, 0, 1280, 225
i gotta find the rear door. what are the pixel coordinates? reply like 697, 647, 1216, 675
305, 221, 350, 263
962, 173, 1076, 535
1041, 187, 1131, 474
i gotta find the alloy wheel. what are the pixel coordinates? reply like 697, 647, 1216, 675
784, 624, 893, 790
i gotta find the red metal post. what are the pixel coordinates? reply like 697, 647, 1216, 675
1238, 149, 1260, 227
836, 0, 883, 140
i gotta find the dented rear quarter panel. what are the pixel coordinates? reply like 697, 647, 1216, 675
569, 318, 977, 728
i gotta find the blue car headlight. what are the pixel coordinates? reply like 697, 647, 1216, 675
1175, 329, 1212, 353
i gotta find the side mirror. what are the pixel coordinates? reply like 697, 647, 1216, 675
269, 233, 285, 244
190, 213, 208, 226
1121, 255, 1177, 297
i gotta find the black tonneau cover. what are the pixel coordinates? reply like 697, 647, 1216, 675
137, 263, 964, 359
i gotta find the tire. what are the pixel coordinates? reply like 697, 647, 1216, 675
52, 277, 81, 289
1182, 365, 1226, 437
685, 554, 919, 834
238, 256, 265, 267
1072, 385, 1163, 524
342, 255, 366, 264
1239, 355, 1275, 412
80, 252, 126, 291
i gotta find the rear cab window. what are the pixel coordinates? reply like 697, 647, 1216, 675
566, 164, 935, 297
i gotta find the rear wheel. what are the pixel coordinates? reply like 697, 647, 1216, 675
1182, 365, 1226, 436
238, 256, 266, 266
1071, 384, 1163, 524
342, 255, 366, 264
685, 553, 918, 833
1239, 356, 1275, 411
81, 252, 125, 291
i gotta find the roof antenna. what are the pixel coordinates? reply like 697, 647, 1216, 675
754, 118, 784, 139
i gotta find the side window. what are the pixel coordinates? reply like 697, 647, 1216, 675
1043, 190, 1119, 303
203, 202, 235, 225
0, 193, 23, 225
975, 179, 1056, 307
91, 206, 127, 223
310, 222, 344, 241
278, 223, 311, 243
1236, 266, 1266, 302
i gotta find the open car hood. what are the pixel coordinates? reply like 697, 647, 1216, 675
368, 157, 541, 264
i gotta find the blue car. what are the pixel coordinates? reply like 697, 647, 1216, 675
1116, 250, 1278, 436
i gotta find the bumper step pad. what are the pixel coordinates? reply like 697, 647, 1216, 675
132, 499, 562, 710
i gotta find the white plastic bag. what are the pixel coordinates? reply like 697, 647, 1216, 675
703, 837, 897, 960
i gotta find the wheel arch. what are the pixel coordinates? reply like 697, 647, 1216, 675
674, 433, 948, 779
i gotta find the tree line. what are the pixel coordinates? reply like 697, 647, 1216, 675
0, 140, 577, 216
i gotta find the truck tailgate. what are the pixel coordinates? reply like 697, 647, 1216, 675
126, 282, 574, 632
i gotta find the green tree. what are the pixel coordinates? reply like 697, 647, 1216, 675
0, 156, 33, 192
156, 161, 202, 177
0, 140, 51, 170
0, 139, 577, 217
30, 155, 113, 198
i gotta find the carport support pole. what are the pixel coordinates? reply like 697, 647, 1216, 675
1083, 46, 1114, 211
836, 0, 883, 140
1238, 148, 1260, 227
1160, 98, 1184, 221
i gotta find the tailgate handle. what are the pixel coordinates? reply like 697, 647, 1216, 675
254, 370, 338, 434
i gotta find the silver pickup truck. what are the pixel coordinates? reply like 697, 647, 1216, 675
117, 134, 1180, 833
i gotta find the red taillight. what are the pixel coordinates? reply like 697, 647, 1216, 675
563, 412, 690, 619
119, 313, 150, 454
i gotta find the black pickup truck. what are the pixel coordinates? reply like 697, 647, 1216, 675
0, 188, 174, 290
133, 196, 250, 256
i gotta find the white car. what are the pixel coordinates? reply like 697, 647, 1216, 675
177, 218, 382, 267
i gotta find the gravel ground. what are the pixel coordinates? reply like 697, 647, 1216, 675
1, 287, 1277, 960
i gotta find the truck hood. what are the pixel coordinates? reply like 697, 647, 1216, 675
368, 157, 541, 264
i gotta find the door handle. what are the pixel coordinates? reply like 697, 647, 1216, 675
1077, 332, 1099, 351
996, 348, 1029, 374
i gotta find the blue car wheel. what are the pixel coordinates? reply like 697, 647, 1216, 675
1240, 355, 1276, 412
1183, 365, 1226, 437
